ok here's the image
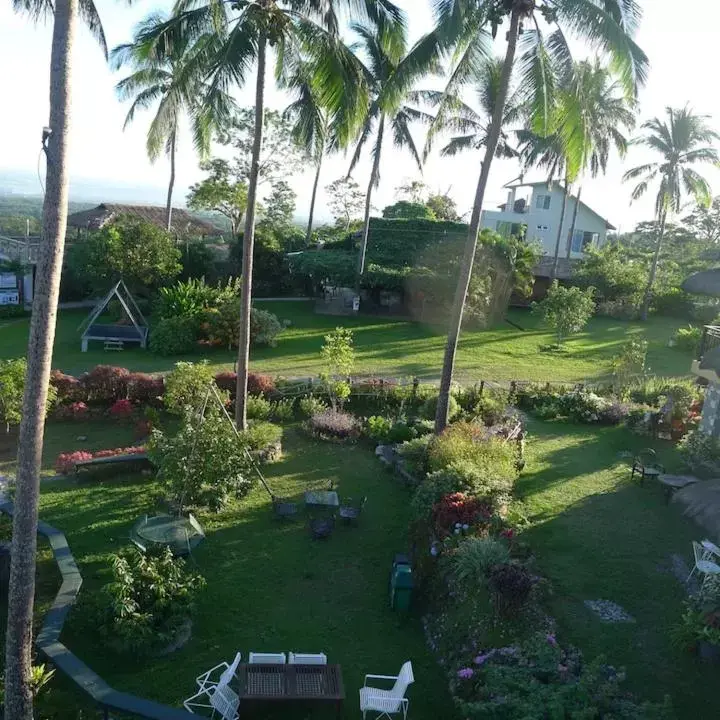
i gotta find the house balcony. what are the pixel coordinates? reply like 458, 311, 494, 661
691, 325, 720, 382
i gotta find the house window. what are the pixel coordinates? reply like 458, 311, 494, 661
571, 230, 598, 253
535, 194, 551, 210
497, 221, 524, 238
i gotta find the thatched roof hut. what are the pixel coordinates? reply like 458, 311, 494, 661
67, 203, 220, 237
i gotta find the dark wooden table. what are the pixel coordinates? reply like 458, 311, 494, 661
236, 663, 344, 716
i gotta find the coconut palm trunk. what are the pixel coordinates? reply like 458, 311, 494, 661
166, 131, 176, 231
235, 35, 267, 430
434, 9, 521, 434
4, 0, 77, 717
305, 148, 324, 245
641, 207, 667, 320
356, 114, 385, 295
551, 179, 569, 279
566, 183, 582, 258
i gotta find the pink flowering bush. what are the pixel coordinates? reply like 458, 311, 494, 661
55, 451, 93, 474
55, 401, 90, 421
109, 399, 134, 419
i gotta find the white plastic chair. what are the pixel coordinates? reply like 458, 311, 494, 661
195, 652, 242, 691
184, 652, 241, 718
248, 652, 286, 664
688, 541, 720, 585
359, 661, 414, 720
288, 652, 327, 665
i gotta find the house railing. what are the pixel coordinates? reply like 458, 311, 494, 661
698, 325, 720, 361
0, 235, 41, 264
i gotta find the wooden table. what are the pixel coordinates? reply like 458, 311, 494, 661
304, 490, 339, 508
236, 664, 344, 716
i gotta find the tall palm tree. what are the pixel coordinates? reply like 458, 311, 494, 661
282, 60, 332, 245
140, 0, 403, 429
429, 0, 648, 433
624, 106, 720, 319
111, 13, 236, 231
348, 23, 436, 291
561, 60, 635, 257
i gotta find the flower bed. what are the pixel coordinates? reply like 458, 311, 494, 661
55, 446, 146, 475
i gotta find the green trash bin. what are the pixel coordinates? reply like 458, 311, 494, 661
390, 562, 414, 611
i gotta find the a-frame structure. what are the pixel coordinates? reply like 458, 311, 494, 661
78, 280, 149, 352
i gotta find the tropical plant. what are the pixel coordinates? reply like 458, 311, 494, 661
624, 106, 720, 318
532, 280, 595, 347
138, 0, 395, 431
430, 0, 648, 433
111, 13, 235, 229
348, 22, 436, 290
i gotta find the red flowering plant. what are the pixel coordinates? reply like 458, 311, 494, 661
432, 493, 492, 539
80, 365, 130, 403
109, 399, 134, 419
56, 401, 90, 421
127, 373, 164, 405
55, 451, 93, 474
50, 370, 82, 402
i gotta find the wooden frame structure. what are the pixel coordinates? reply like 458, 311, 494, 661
79, 280, 149, 352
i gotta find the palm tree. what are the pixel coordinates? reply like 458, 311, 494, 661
348, 23, 436, 291
561, 60, 636, 257
624, 106, 720, 319
282, 60, 332, 245
429, 0, 648, 433
140, 0, 403, 430
111, 14, 236, 231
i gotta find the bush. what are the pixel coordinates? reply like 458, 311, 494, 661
248, 373, 277, 396
307, 410, 360, 441
421, 394, 460, 422
365, 415, 393, 443
242, 421, 283, 451
671, 325, 701, 354
270, 398, 295, 422
50, 369, 82, 402
100, 547, 205, 655
397, 435, 431, 478
150, 317, 198, 356
250, 307, 283, 347
80, 365, 130, 403
679, 429, 720, 475
127, 373, 164, 405
487, 563, 534, 617
298, 396, 328, 418
450, 537, 511, 590
214, 371, 237, 395
149, 408, 253, 512
155, 277, 239, 320
55, 401, 90, 421
55, 450, 93, 475
1, 358, 57, 432
532, 280, 595, 346
627, 376, 700, 408
246, 394, 271, 420
164, 361, 217, 416
432, 493, 493, 539
109, 399, 134, 419
0, 304, 29, 319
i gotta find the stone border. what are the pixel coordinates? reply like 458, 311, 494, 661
0, 501, 194, 720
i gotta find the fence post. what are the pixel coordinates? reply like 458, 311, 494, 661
478, 380, 485, 398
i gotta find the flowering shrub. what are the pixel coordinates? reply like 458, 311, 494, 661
80, 365, 130, 403
54, 446, 145, 475
307, 410, 360, 441
109, 399, 134, 419
55, 451, 93, 475
50, 369, 82, 402
127, 373, 164, 404
450, 633, 673, 719
432, 493, 492, 539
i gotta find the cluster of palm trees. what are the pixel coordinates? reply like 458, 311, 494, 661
5, 1, 720, 717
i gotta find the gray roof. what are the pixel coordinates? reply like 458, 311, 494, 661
682, 269, 720, 297
67, 203, 220, 236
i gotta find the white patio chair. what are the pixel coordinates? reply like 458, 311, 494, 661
195, 652, 242, 691
359, 661, 414, 720
688, 541, 720, 585
184, 652, 241, 718
288, 652, 327, 665
248, 652, 286, 664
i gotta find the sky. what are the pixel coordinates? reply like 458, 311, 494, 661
0, 0, 719, 232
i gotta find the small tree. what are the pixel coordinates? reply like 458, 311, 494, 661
320, 327, 355, 410
187, 159, 248, 236
611, 338, 648, 389
382, 201, 436, 220
533, 281, 595, 348
325, 178, 365, 232
163, 361, 218, 416
148, 407, 253, 513
426, 193, 459, 221
0, 359, 56, 433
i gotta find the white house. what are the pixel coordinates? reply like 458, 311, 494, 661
480, 180, 615, 259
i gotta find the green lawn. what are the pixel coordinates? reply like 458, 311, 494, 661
33, 427, 451, 719
0, 302, 691, 382
519, 419, 720, 717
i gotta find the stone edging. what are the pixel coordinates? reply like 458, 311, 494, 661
0, 501, 194, 720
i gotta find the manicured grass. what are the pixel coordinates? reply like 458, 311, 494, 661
519, 419, 720, 717
34, 428, 451, 719
0, 302, 690, 382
